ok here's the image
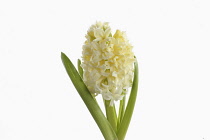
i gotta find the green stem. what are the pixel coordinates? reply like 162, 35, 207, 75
105, 100, 118, 133
117, 61, 139, 140
61, 52, 118, 140
117, 96, 125, 130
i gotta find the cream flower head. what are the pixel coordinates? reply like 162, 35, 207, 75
81, 22, 135, 105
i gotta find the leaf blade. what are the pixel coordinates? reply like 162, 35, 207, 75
117, 60, 139, 140
105, 100, 118, 133
77, 59, 83, 78
61, 52, 118, 140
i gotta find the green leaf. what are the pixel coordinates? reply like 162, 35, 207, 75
61, 52, 118, 140
117, 96, 125, 130
105, 100, 118, 133
77, 59, 83, 78
117, 60, 139, 140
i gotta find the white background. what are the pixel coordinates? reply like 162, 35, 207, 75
0, 0, 210, 140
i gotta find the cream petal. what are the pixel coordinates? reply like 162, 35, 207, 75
82, 21, 136, 103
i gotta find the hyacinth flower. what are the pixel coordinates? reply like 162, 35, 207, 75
61, 22, 139, 140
